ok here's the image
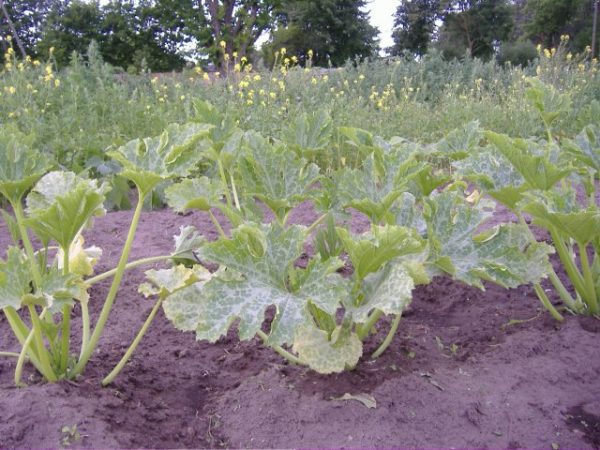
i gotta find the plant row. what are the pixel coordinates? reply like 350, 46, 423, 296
0, 79, 598, 385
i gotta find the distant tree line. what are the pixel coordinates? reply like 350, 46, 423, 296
391, 0, 599, 65
0, 0, 598, 71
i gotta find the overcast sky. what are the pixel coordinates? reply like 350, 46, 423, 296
367, 0, 397, 51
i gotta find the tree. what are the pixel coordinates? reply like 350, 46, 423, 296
0, 0, 51, 60
390, 0, 441, 57
201, 0, 280, 68
37, 0, 104, 66
525, 0, 593, 53
265, 0, 379, 67
436, 0, 513, 60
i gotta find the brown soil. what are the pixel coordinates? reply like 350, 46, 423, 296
1, 203, 600, 449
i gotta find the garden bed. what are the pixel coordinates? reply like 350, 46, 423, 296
1, 203, 600, 449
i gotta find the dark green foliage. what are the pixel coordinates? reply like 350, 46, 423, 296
390, 0, 441, 57
264, 0, 379, 67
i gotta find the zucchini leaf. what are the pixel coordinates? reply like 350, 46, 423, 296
165, 177, 223, 212
521, 190, 600, 244
485, 131, 572, 190
0, 125, 52, 204
453, 148, 527, 210
26, 171, 108, 250
237, 131, 320, 222
292, 323, 362, 374
334, 149, 423, 224
108, 123, 212, 195
0, 247, 33, 310
425, 191, 553, 288
337, 225, 424, 280
350, 262, 415, 322
163, 224, 346, 346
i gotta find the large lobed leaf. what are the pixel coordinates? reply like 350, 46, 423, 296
26, 171, 108, 249
0, 125, 52, 203
163, 224, 347, 346
108, 123, 212, 195
292, 323, 362, 374
485, 131, 572, 191
425, 191, 553, 289
237, 131, 320, 221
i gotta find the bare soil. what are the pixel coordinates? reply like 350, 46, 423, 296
1, 202, 600, 449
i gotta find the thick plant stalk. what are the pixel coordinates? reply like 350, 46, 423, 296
79, 301, 90, 360
102, 296, 165, 385
72, 191, 146, 377
578, 241, 599, 314
27, 306, 56, 381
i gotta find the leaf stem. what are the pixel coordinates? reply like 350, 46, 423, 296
371, 313, 402, 359
533, 284, 564, 321
27, 306, 57, 381
217, 159, 233, 209
0, 351, 21, 358
256, 330, 305, 366
59, 304, 71, 373
230, 173, 241, 210
12, 200, 42, 288
14, 328, 35, 386
209, 210, 227, 239
578, 241, 599, 314
549, 226, 588, 304
79, 301, 90, 361
72, 190, 146, 377
86, 254, 172, 285
102, 296, 164, 386
357, 309, 383, 341
305, 214, 327, 235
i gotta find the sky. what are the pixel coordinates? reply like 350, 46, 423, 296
367, 0, 397, 51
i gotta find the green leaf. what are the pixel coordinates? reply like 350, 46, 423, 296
164, 224, 346, 346
351, 263, 415, 322
525, 78, 572, 128
425, 191, 553, 288
485, 131, 571, 190
435, 121, 482, 159
34, 267, 83, 314
563, 124, 600, 172
171, 226, 205, 264
334, 149, 422, 224
0, 125, 52, 204
165, 177, 223, 212
108, 123, 212, 195
286, 109, 333, 156
292, 324, 362, 374
337, 225, 424, 280
238, 131, 320, 222
26, 171, 108, 249
0, 247, 33, 310
521, 190, 600, 244
139, 265, 211, 299
453, 149, 527, 209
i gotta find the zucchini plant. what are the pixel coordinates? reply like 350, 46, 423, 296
0, 123, 211, 385
149, 126, 553, 374
455, 79, 599, 319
